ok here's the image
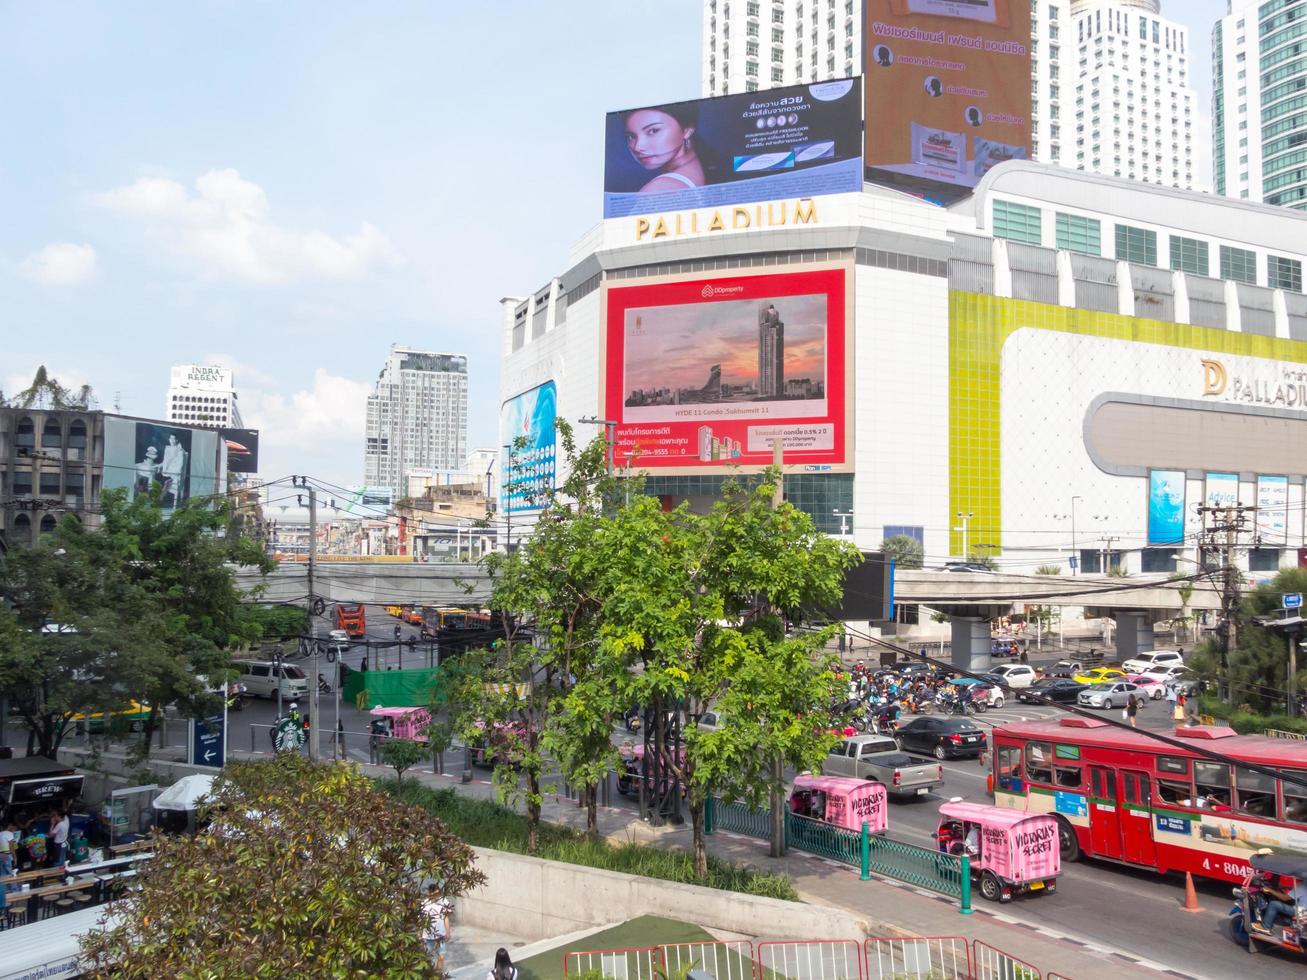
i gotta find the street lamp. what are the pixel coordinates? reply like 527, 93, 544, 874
578, 416, 617, 475
833, 509, 852, 537
953, 511, 974, 561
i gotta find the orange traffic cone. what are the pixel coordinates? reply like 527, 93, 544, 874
1181, 872, 1202, 912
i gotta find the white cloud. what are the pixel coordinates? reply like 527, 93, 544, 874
234, 367, 371, 455
93, 169, 402, 284
18, 243, 98, 286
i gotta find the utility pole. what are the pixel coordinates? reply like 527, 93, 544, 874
303, 480, 321, 762
953, 512, 973, 561
1198, 502, 1255, 702
1099, 535, 1120, 575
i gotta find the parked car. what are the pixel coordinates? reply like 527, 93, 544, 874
1077, 682, 1148, 710
1121, 649, 1185, 675
896, 717, 987, 760
990, 664, 1038, 689
231, 659, 310, 700
821, 734, 945, 798
1141, 663, 1198, 684
1072, 666, 1126, 686
990, 637, 1019, 658
1017, 678, 1088, 704
944, 562, 995, 573
1123, 673, 1166, 700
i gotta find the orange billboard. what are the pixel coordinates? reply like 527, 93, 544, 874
864, 0, 1031, 196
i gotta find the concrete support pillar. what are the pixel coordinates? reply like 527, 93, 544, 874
951, 616, 993, 673
1114, 611, 1155, 661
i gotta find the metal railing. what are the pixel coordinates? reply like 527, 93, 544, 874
785, 811, 862, 869
706, 796, 771, 840
1266, 728, 1307, 741
865, 937, 970, 980
565, 946, 664, 980
972, 940, 1041, 979
661, 940, 756, 980
756, 940, 865, 980
867, 835, 971, 914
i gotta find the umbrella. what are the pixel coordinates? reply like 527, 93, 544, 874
152, 774, 216, 812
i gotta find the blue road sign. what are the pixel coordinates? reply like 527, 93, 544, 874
1285, 593, 1304, 610
191, 714, 225, 769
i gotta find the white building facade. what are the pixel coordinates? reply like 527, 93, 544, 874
501, 162, 1307, 581
1213, 0, 1307, 211
165, 364, 243, 429
363, 346, 468, 495
701, 0, 1197, 188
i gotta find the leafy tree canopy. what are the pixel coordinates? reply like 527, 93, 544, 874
881, 534, 924, 570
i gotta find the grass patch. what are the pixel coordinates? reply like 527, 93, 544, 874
514, 915, 717, 980
379, 778, 799, 901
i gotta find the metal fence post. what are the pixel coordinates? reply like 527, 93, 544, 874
959, 855, 973, 915
860, 821, 870, 881
704, 796, 714, 835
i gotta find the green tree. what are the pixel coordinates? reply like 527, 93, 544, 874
1035, 565, 1062, 576
80, 755, 484, 978
604, 470, 860, 878
881, 534, 924, 569
378, 737, 426, 785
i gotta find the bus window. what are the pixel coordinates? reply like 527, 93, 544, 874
1054, 765, 1082, 788
1194, 761, 1232, 807
1156, 777, 1192, 806
996, 745, 1023, 791
1234, 767, 1276, 817
1157, 756, 1189, 775
1026, 741, 1053, 785
1282, 770, 1307, 824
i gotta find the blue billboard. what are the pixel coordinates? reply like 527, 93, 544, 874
1148, 470, 1186, 546
500, 381, 557, 514
603, 80, 864, 219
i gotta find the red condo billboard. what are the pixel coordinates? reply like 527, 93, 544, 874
603, 268, 848, 472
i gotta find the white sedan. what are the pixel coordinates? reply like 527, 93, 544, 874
990, 664, 1038, 689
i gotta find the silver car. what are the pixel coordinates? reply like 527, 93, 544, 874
1077, 681, 1147, 710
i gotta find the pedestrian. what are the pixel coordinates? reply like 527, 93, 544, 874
488, 947, 518, 980
1165, 682, 1178, 718
0, 815, 17, 879
1125, 694, 1139, 729
423, 883, 453, 972
47, 809, 69, 867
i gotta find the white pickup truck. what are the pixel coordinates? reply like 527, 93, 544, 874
822, 734, 945, 799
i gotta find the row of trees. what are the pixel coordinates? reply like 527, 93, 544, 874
448, 426, 862, 877
0, 487, 273, 758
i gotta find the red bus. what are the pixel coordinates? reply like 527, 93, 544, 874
990, 716, 1307, 884
334, 603, 366, 639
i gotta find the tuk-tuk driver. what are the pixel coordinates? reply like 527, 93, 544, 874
1256, 875, 1307, 934
963, 824, 980, 859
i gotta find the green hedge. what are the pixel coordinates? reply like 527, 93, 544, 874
1198, 696, 1307, 736
379, 779, 799, 901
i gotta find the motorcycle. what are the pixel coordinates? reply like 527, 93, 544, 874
226, 683, 248, 712
317, 675, 333, 695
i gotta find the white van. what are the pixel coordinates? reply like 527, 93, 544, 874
1121, 650, 1185, 675
232, 660, 309, 700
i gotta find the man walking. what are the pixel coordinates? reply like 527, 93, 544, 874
47, 809, 69, 867
1165, 682, 1178, 719
423, 883, 453, 972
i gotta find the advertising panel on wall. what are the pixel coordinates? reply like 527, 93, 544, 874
603, 79, 863, 219
864, 0, 1032, 197
103, 415, 221, 512
500, 381, 557, 514
219, 428, 259, 474
1205, 471, 1239, 510
604, 267, 849, 473
1148, 470, 1186, 546
1257, 475, 1289, 544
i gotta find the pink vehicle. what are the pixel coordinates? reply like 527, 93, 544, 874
789, 774, 889, 834
1123, 673, 1165, 700
369, 706, 432, 742
935, 799, 1060, 902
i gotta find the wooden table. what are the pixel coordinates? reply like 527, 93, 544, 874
108, 839, 152, 856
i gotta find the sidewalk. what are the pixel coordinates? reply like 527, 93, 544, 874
364, 761, 1197, 980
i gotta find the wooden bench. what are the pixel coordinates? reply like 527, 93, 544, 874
108, 839, 152, 857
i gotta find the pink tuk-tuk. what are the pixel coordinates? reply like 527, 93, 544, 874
935, 799, 1059, 902
789, 774, 889, 834
369, 706, 432, 742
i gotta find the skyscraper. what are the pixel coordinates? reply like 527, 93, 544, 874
165, 364, 243, 429
364, 346, 468, 494
701, 0, 1199, 190
1213, 0, 1307, 211
758, 303, 784, 398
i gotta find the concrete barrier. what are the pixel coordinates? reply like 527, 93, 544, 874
459, 846, 870, 942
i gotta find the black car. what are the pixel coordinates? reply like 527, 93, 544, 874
1017, 678, 1089, 704
896, 717, 987, 760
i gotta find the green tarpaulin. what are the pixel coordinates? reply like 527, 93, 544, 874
344, 667, 441, 709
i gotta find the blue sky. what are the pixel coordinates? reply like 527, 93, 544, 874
0, 1, 1229, 489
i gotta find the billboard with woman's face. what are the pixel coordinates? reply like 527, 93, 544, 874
603, 80, 863, 218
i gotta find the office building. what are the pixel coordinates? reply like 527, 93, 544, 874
701, 0, 1198, 189
165, 364, 243, 429
1213, 0, 1307, 210
363, 346, 468, 495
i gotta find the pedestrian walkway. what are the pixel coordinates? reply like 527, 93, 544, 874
355, 759, 1200, 980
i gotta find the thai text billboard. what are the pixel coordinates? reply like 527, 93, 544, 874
500, 381, 557, 514
604, 268, 848, 472
603, 80, 863, 219
864, 0, 1031, 195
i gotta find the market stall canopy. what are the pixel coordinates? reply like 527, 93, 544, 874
152, 774, 215, 812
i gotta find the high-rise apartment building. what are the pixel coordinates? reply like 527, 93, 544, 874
757, 303, 785, 398
165, 364, 243, 429
1213, 0, 1307, 211
363, 346, 468, 494
702, 0, 1198, 189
